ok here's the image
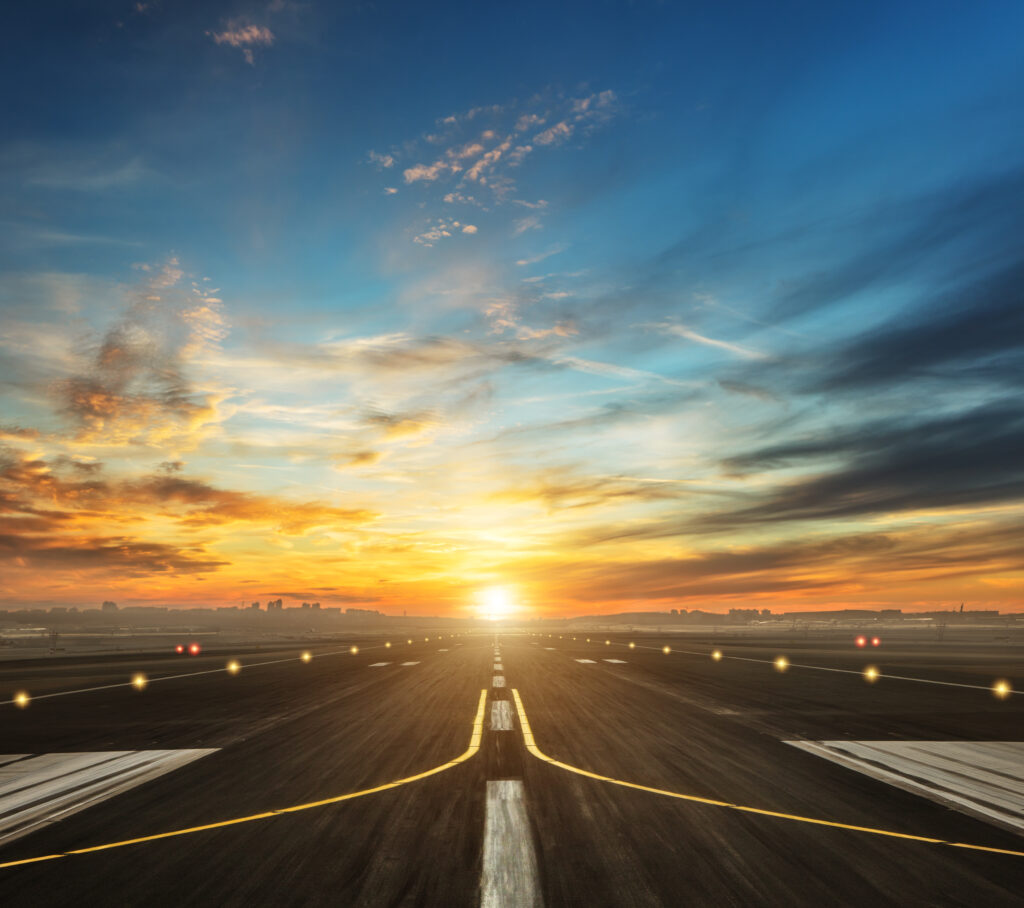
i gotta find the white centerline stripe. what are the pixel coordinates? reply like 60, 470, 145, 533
574, 659, 596, 664
493, 676, 506, 688
368, 662, 392, 667
400, 661, 420, 666
603, 659, 627, 664
481, 780, 542, 908
490, 700, 514, 731
494, 664, 504, 671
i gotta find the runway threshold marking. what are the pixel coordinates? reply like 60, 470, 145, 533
480, 780, 542, 908
787, 741, 1024, 835
0, 690, 489, 870
0, 751, 217, 847
510, 689, 1024, 860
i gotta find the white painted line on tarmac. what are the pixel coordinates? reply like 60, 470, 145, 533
493, 676, 506, 688
400, 661, 420, 666
0, 750, 217, 847
369, 662, 392, 667
494, 663, 504, 671
490, 700, 514, 731
574, 659, 596, 664
481, 780, 542, 908
603, 659, 627, 664
438, 649, 449, 652
787, 740, 1024, 835
544, 647, 556, 650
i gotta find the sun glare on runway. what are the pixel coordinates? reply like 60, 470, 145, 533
475, 587, 520, 622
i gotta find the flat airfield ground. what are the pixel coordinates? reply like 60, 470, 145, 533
0, 629, 1021, 906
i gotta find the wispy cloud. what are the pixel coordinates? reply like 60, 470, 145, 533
650, 322, 768, 360
516, 244, 565, 267
207, 22, 275, 64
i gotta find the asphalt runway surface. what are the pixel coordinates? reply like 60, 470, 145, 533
0, 631, 1021, 906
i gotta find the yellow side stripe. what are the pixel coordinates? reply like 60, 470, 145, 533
510, 688, 1024, 859
0, 689, 488, 870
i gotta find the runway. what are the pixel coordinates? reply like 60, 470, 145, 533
0, 632, 1021, 906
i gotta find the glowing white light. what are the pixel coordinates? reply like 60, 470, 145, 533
477, 587, 517, 622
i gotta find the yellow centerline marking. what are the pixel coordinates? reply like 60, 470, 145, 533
0, 689, 488, 870
510, 689, 1024, 859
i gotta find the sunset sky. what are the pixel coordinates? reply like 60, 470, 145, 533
2, 1, 1023, 616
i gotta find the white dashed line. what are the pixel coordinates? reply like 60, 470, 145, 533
493, 676, 506, 688
369, 662, 392, 667
603, 659, 627, 664
438, 648, 449, 652
544, 647, 556, 650
400, 662, 420, 666
574, 659, 596, 664
481, 780, 542, 908
490, 700, 514, 731
494, 663, 504, 671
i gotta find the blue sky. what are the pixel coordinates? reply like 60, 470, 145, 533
2, 1, 1023, 614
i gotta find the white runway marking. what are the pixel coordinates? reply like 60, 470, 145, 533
438, 648, 449, 652
369, 662, 392, 667
494, 663, 504, 671
493, 676, 506, 688
400, 661, 420, 666
490, 700, 514, 731
787, 740, 1024, 835
603, 659, 627, 664
481, 780, 542, 908
544, 647, 556, 650
0, 750, 217, 847
574, 659, 596, 664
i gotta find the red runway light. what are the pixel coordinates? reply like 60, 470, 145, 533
871, 637, 881, 647
855, 636, 867, 648
175, 644, 184, 654
189, 643, 201, 655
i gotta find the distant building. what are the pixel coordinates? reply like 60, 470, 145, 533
101, 601, 118, 612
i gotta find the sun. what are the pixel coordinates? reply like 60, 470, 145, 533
476, 587, 518, 621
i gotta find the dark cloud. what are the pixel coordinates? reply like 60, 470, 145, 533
772, 169, 1024, 323
0, 533, 226, 574
490, 467, 691, 511
819, 259, 1024, 391
536, 517, 1024, 603
713, 401, 1024, 526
